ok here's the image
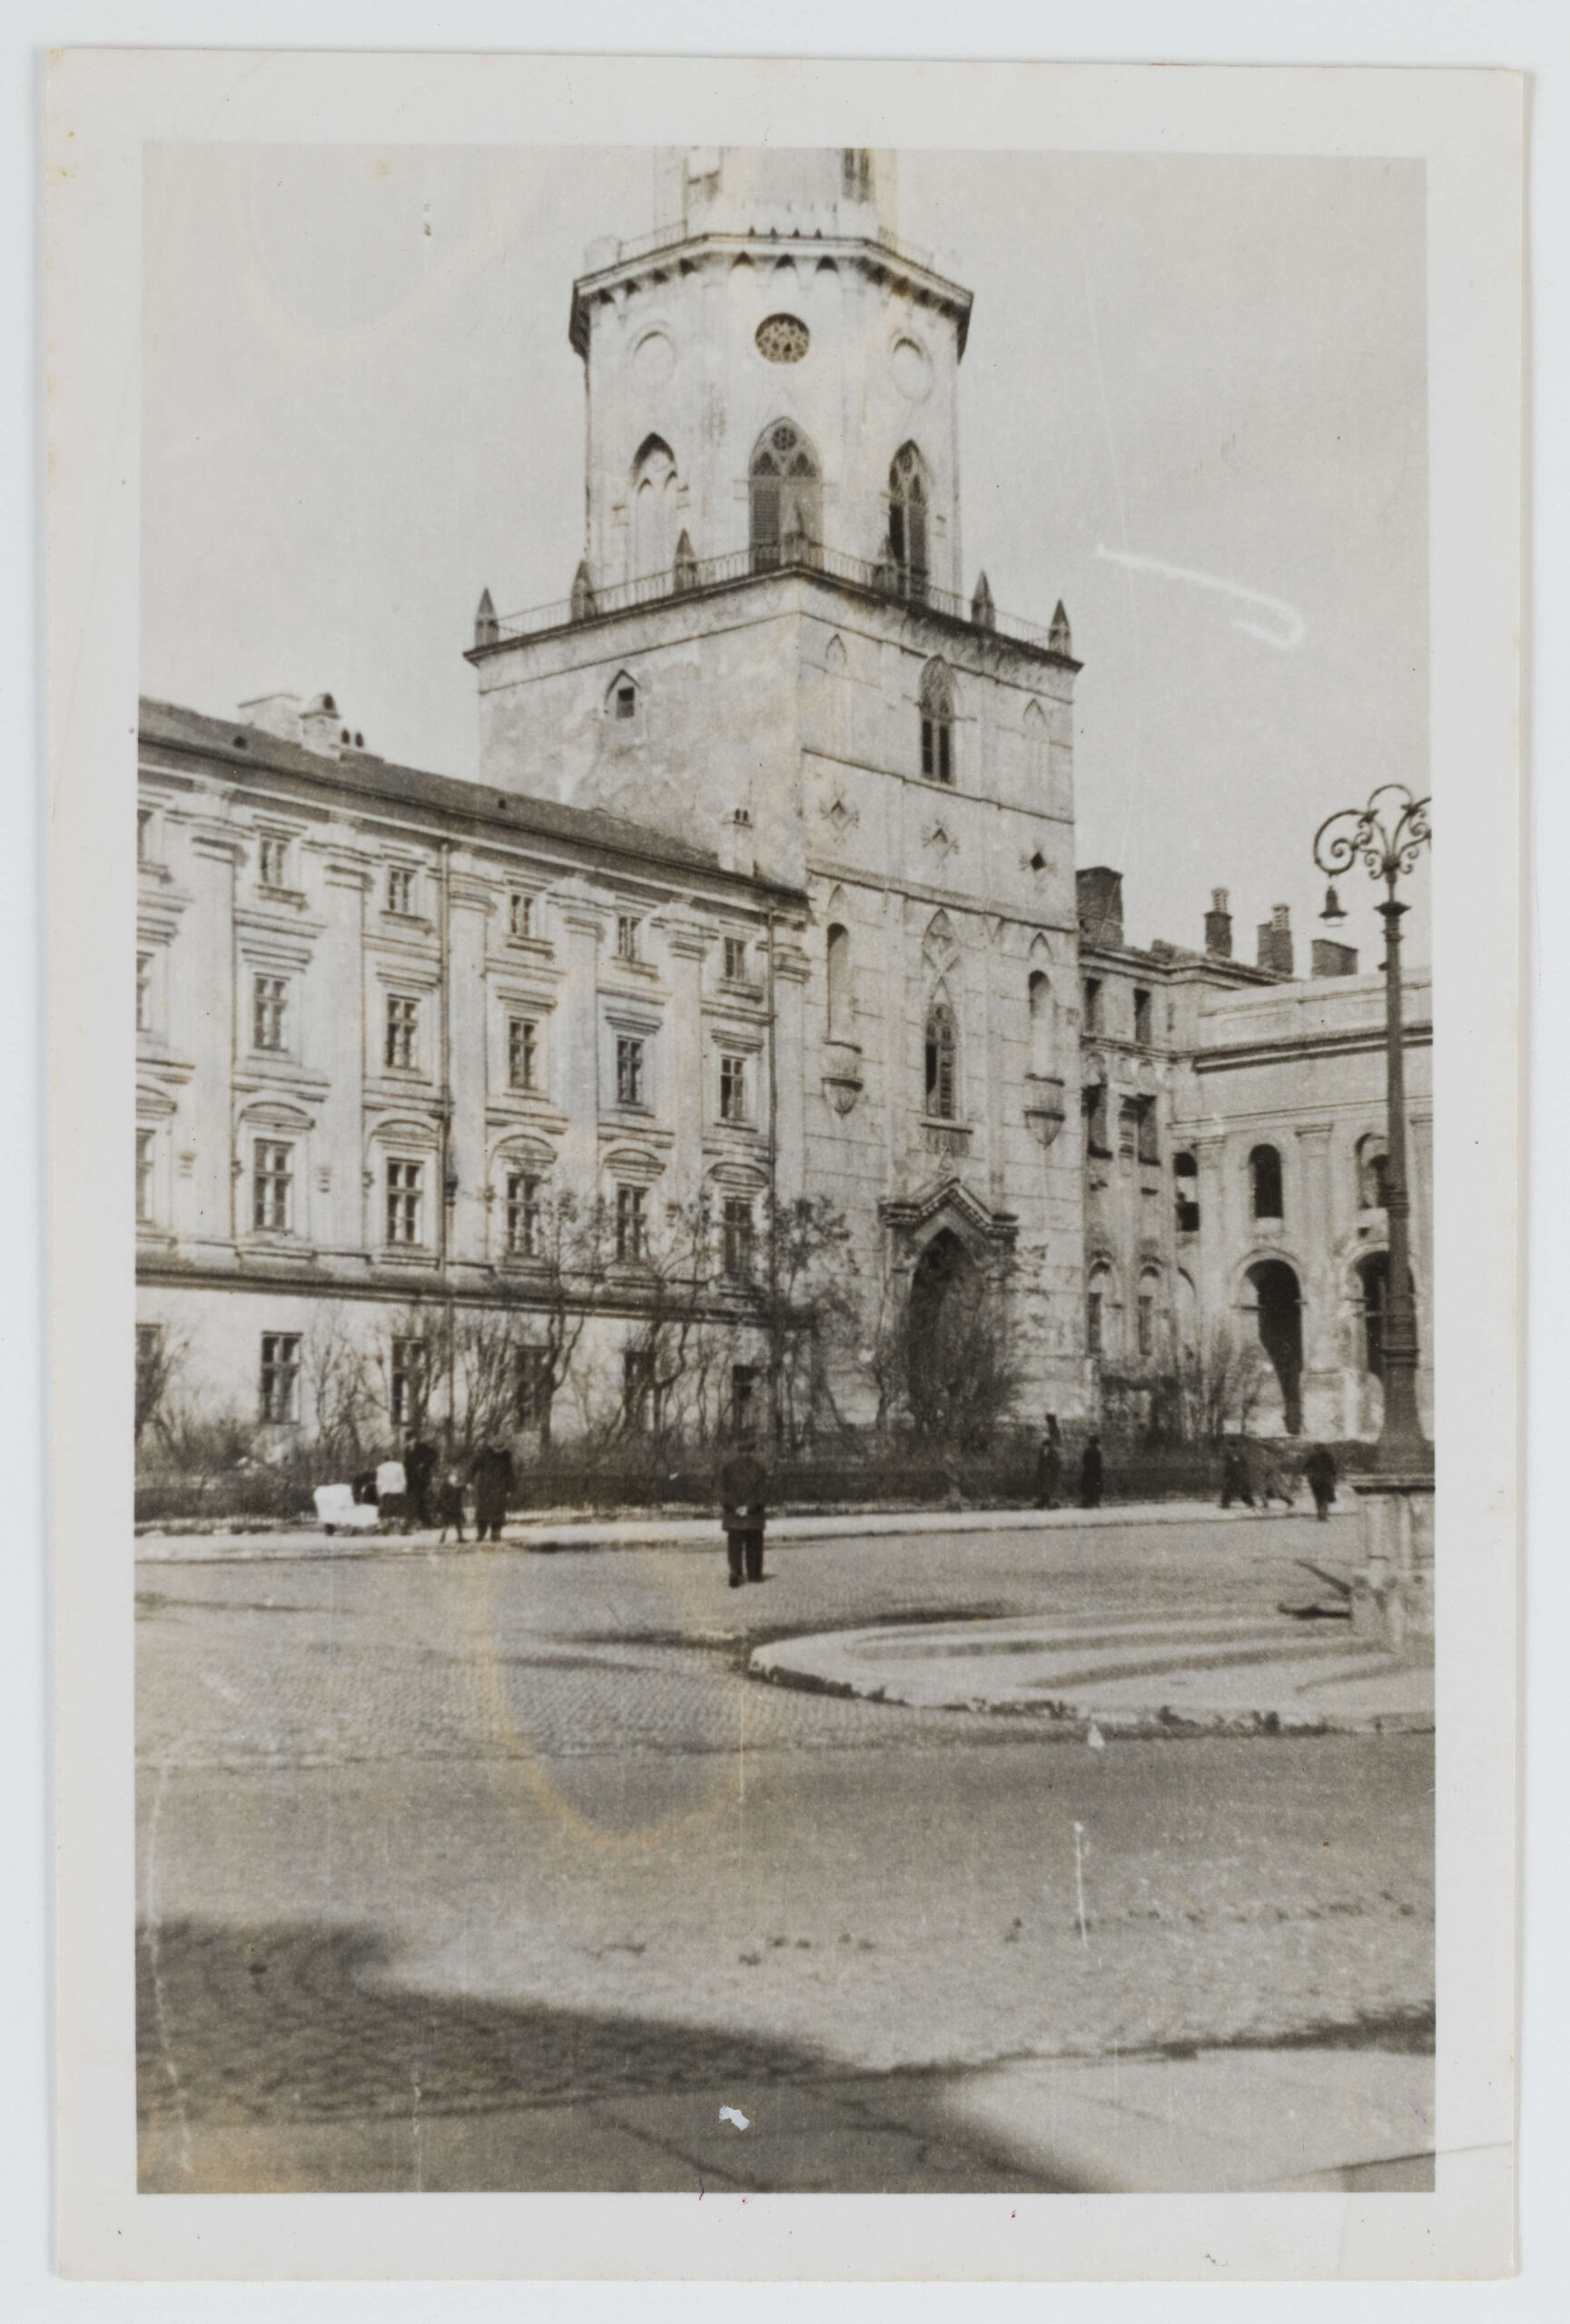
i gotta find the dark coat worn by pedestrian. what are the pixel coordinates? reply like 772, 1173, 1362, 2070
1034, 1432, 1063, 1510
718, 1447, 770, 1585
472, 1444, 515, 1541
404, 1438, 438, 1528
1079, 1437, 1104, 1510
1303, 1444, 1338, 1518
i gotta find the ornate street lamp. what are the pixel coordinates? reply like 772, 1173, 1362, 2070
1312, 783, 1433, 1649
1313, 784, 1431, 1463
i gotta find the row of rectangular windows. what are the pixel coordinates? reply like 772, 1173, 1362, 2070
141, 813, 764, 975
136, 1133, 756, 1272
149, 1324, 759, 1435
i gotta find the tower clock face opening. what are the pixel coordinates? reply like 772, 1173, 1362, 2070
755, 313, 810, 363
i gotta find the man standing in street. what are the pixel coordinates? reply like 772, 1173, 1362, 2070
1034, 1414, 1063, 1511
1078, 1433, 1104, 1511
1303, 1443, 1338, 1521
403, 1433, 437, 1532
717, 1434, 770, 1588
472, 1441, 515, 1544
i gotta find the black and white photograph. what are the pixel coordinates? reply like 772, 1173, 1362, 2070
44, 46, 1524, 2286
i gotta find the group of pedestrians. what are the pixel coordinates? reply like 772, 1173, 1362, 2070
1032, 1416, 1104, 1510
348, 1435, 516, 1541
1219, 1439, 1339, 1519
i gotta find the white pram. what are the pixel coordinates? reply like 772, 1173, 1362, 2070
313, 1482, 381, 1535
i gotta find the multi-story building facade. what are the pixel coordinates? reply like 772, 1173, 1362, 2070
135, 147, 1432, 1451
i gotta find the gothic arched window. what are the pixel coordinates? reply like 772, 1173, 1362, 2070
920, 658, 954, 785
631, 436, 677, 580
1249, 1142, 1284, 1221
888, 443, 929, 598
826, 922, 852, 1040
749, 421, 821, 571
1028, 969, 1053, 1078
924, 1000, 958, 1120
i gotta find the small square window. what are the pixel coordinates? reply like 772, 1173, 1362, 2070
614, 684, 637, 721
616, 1035, 645, 1108
508, 1016, 538, 1092
719, 1052, 749, 1124
259, 1333, 301, 1423
508, 892, 533, 940
616, 914, 639, 961
723, 936, 749, 982
387, 866, 416, 915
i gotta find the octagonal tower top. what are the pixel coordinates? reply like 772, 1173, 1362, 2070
568, 147, 973, 596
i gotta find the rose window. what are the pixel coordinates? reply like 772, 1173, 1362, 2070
755, 314, 810, 363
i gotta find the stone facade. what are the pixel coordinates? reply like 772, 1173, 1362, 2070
135, 149, 1432, 1452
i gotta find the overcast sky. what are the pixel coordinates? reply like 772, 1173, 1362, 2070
143, 143, 1428, 965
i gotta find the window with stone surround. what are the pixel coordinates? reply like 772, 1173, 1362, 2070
252, 974, 289, 1054
508, 1016, 538, 1092
924, 1000, 957, 1120
919, 659, 953, 784
1250, 1143, 1284, 1221
889, 445, 930, 598
506, 1171, 541, 1257
385, 1157, 424, 1246
252, 1139, 294, 1233
384, 992, 420, 1071
259, 1334, 301, 1424
719, 1052, 749, 1124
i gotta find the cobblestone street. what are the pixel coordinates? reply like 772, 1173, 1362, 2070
135, 1513, 1434, 2191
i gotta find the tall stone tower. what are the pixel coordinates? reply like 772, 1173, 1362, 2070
469, 149, 1089, 1420
569, 147, 968, 596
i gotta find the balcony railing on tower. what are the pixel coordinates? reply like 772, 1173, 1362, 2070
476, 538, 1061, 656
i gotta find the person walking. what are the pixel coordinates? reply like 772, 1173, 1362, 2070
1034, 1414, 1064, 1511
1303, 1443, 1338, 1521
434, 1470, 467, 1544
374, 1451, 407, 1532
404, 1434, 437, 1531
1219, 1443, 1255, 1510
471, 1442, 514, 1543
717, 1436, 770, 1588
1078, 1433, 1104, 1511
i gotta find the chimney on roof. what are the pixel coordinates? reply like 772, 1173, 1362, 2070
1311, 938, 1359, 979
300, 692, 347, 759
237, 692, 302, 746
1076, 866, 1124, 949
1256, 902, 1295, 977
1204, 887, 1233, 960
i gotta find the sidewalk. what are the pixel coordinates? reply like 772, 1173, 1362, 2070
134, 1499, 1306, 1564
751, 1606, 1432, 1734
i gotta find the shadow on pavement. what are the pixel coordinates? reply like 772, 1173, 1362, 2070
137, 1916, 1066, 2194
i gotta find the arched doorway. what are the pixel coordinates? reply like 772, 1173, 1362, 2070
1247, 1257, 1304, 1434
906, 1229, 986, 1442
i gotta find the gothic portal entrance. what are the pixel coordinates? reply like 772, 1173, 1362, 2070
1247, 1258, 1304, 1435
906, 1228, 984, 1443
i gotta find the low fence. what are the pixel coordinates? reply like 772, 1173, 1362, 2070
135, 1430, 1381, 1529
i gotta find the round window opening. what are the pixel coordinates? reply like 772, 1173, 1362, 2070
756, 314, 810, 364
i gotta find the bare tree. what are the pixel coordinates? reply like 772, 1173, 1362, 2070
134, 1320, 186, 1447
1177, 1321, 1270, 1443
300, 1303, 377, 1472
